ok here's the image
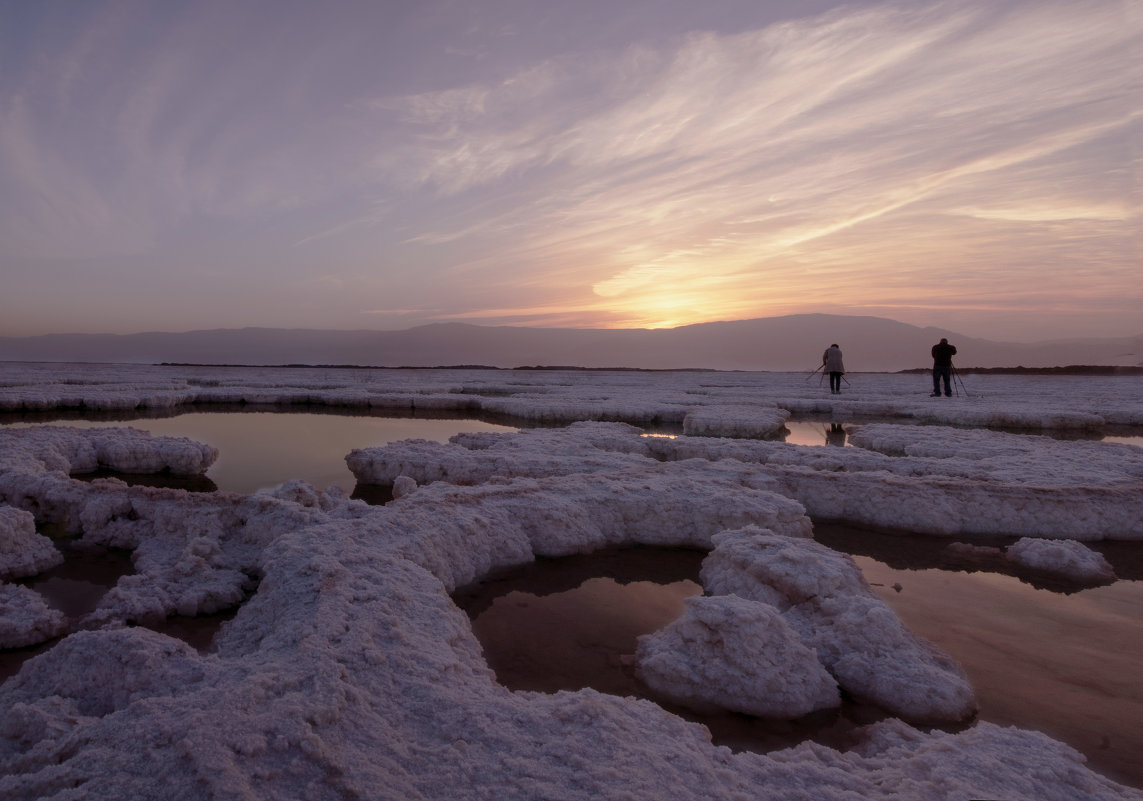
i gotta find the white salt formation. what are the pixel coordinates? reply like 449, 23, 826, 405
0, 505, 62, 579
700, 529, 976, 722
0, 424, 217, 476
391, 474, 418, 499
635, 594, 841, 718
352, 419, 1143, 540
681, 404, 790, 438
0, 364, 1141, 800
1005, 538, 1116, 584
0, 583, 68, 648
1, 362, 1140, 431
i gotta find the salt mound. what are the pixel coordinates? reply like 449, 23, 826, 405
784, 594, 976, 722
702, 528, 977, 722
1005, 538, 1116, 584
682, 405, 789, 438
0, 583, 67, 648
0, 505, 62, 579
699, 525, 869, 608
635, 594, 840, 718
0, 425, 217, 476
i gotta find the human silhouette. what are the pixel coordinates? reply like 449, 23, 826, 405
822, 344, 845, 395
931, 338, 957, 397
826, 423, 846, 447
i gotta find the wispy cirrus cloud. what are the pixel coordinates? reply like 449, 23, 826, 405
0, 0, 1137, 339
360, 1, 1139, 334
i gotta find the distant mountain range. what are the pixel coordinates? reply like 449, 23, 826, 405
1, 315, 1140, 372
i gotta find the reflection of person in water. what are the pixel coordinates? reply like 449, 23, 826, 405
826, 423, 846, 447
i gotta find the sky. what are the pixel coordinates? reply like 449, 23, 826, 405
0, 0, 1139, 343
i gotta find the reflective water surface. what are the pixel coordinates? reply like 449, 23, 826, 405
456, 534, 1143, 791
4, 410, 1142, 790
3, 411, 519, 494
856, 556, 1143, 790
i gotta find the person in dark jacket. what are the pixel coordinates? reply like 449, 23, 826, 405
931, 338, 957, 396
822, 344, 845, 394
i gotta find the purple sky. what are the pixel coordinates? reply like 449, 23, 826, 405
1, 0, 1139, 342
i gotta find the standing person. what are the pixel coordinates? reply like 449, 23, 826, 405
822, 344, 845, 395
931, 337, 957, 397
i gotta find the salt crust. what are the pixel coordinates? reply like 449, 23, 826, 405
681, 404, 790, 438
350, 419, 1143, 540
635, 594, 841, 718
0, 424, 218, 476
1005, 538, 1116, 583
1, 363, 1140, 430
1, 366, 1142, 799
390, 474, 418, 499
0, 583, 67, 648
699, 529, 976, 722
0, 505, 62, 579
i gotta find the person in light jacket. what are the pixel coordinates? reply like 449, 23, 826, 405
822, 344, 845, 394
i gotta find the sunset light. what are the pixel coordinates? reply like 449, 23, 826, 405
0, 0, 1138, 342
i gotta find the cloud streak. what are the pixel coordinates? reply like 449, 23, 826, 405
360, 2, 1139, 336
0, 0, 1138, 340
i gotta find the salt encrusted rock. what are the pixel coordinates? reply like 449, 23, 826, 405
79, 490, 323, 626
271, 479, 322, 507
783, 594, 976, 723
652, 424, 1143, 540
380, 467, 811, 592
0, 583, 67, 648
0, 505, 63, 579
700, 526, 869, 609
392, 475, 418, 499
825, 717, 1135, 801
353, 414, 1143, 541
635, 594, 840, 718
347, 422, 654, 487
1005, 538, 1116, 584
85, 428, 218, 474
682, 405, 790, 438
702, 528, 977, 722
0, 425, 217, 476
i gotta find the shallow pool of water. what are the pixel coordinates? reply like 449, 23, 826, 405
781, 421, 850, 447
455, 534, 1143, 791
3, 411, 519, 494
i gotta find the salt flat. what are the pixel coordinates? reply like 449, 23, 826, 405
1, 363, 1141, 800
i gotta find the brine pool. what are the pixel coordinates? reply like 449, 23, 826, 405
1, 410, 864, 495
2, 410, 1141, 790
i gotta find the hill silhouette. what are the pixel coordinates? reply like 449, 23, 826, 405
1, 314, 1139, 372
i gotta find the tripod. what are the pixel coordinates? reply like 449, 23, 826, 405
951, 365, 970, 398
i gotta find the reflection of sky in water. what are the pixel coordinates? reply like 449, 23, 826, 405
464, 547, 1143, 790
470, 577, 701, 696
856, 557, 1143, 788
642, 422, 849, 446
1102, 435, 1143, 448
6, 414, 517, 494
651, 424, 1143, 448
780, 422, 849, 447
